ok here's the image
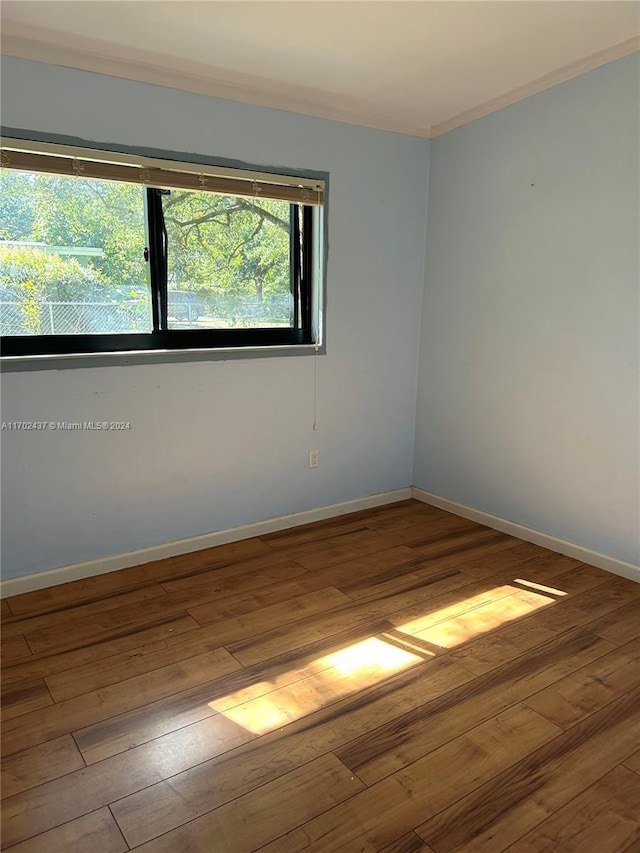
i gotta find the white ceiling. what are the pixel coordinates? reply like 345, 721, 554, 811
2, 1, 639, 137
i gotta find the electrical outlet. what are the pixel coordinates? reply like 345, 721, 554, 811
309, 449, 319, 468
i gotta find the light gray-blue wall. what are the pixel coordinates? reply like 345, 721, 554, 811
0, 57, 429, 578
2, 53, 638, 581
414, 54, 639, 565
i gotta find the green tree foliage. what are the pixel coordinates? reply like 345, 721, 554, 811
25, 175, 148, 299
163, 191, 289, 298
0, 245, 110, 334
0, 172, 36, 240
0, 244, 107, 302
0, 169, 292, 328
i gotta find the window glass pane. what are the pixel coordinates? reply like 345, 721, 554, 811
0, 170, 151, 336
161, 191, 293, 330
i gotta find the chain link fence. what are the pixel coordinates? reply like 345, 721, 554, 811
1, 293, 293, 336
203, 293, 292, 327
0, 301, 150, 336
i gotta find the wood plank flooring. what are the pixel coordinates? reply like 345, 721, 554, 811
1, 499, 639, 852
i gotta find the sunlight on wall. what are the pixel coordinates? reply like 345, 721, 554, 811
208, 578, 559, 735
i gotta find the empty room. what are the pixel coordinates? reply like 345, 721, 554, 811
0, 1, 639, 851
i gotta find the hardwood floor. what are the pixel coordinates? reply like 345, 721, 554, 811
1, 499, 639, 852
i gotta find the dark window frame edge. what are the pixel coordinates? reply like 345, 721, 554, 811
0, 127, 329, 369
0, 343, 324, 373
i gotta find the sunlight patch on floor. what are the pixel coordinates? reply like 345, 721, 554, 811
514, 578, 567, 596
394, 584, 555, 649
209, 577, 562, 735
393, 585, 519, 638
209, 637, 425, 735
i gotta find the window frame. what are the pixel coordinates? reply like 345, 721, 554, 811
0, 134, 325, 360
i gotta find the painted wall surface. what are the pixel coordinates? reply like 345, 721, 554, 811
0, 57, 429, 578
414, 55, 639, 565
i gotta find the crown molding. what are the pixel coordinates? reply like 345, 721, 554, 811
0, 24, 432, 138
2, 23, 638, 140
430, 36, 640, 138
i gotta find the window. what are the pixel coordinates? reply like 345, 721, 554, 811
0, 139, 324, 358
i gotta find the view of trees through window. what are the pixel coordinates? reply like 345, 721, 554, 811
0, 170, 293, 336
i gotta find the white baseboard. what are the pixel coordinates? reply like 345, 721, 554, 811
0, 488, 412, 597
412, 487, 640, 584
4, 485, 636, 598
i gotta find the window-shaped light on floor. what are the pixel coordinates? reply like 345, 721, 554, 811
208, 637, 426, 735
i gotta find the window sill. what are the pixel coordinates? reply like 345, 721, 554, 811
0, 343, 324, 372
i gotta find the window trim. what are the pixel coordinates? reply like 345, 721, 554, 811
0, 130, 327, 361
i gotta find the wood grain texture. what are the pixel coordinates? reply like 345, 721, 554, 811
508, 765, 640, 852
1, 501, 638, 853
1, 734, 85, 800
446, 572, 637, 677
187, 585, 350, 633
125, 753, 363, 851
1, 713, 255, 846
2, 806, 127, 853
71, 635, 459, 766
445, 542, 562, 580
525, 638, 640, 728
178, 571, 339, 622
623, 749, 640, 774
1, 583, 168, 640
378, 833, 436, 853
1, 678, 53, 720
335, 628, 614, 785
415, 688, 640, 852
22, 564, 307, 655
0, 615, 199, 692
261, 706, 561, 853
44, 586, 348, 702
2, 647, 240, 756
587, 599, 640, 647
158, 548, 299, 593
6, 536, 274, 617
109, 657, 472, 845
0, 634, 32, 663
